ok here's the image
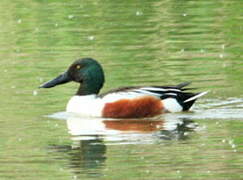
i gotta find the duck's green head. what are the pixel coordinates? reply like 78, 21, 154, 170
40, 58, 105, 95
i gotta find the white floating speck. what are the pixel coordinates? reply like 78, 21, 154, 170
176, 170, 181, 174
39, 77, 43, 82
88, 36, 95, 40
231, 144, 236, 148
228, 139, 233, 145
17, 19, 22, 24
59, 168, 64, 171
136, 11, 143, 16
180, 48, 185, 53
55, 23, 58, 27
4, 69, 8, 73
11, 86, 16, 89
233, 149, 237, 152
68, 15, 74, 19
207, 170, 211, 173
222, 139, 226, 143
200, 49, 205, 53
182, 13, 187, 17
222, 44, 225, 49
18, 138, 22, 142
219, 54, 224, 58
184, 132, 189, 136
33, 90, 38, 96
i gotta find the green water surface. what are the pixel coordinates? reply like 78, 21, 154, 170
0, 0, 242, 179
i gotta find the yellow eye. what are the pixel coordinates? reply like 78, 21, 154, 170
76, 65, 81, 69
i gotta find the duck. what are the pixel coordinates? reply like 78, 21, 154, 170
40, 58, 208, 118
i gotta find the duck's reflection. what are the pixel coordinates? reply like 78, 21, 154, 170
48, 113, 198, 177
69, 138, 106, 170
48, 138, 106, 176
67, 114, 197, 142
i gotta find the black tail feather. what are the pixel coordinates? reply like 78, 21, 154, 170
177, 92, 199, 111
176, 82, 191, 89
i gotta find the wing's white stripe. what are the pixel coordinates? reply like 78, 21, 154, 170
133, 89, 161, 96
140, 87, 181, 92
162, 93, 178, 96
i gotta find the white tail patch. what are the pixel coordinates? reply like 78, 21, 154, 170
163, 98, 183, 112
184, 91, 209, 103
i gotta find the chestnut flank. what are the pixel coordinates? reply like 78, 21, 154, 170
102, 96, 163, 118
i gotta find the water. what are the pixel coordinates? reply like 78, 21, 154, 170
0, 0, 243, 179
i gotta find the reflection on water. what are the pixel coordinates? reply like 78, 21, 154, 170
49, 138, 106, 177
48, 114, 197, 178
50, 112, 198, 143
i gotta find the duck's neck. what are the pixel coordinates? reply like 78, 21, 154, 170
76, 82, 100, 96
76, 69, 105, 96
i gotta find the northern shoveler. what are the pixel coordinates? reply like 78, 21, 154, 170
40, 58, 208, 118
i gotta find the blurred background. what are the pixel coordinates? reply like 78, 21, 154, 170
0, 0, 242, 179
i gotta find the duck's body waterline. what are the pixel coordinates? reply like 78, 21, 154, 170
40, 58, 208, 118
66, 92, 185, 118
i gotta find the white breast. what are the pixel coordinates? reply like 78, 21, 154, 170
66, 95, 104, 117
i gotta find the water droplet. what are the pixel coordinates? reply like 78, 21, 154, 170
176, 170, 181, 173
33, 90, 38, 96
200, 49, 205, 53
39, 77, 43, 82
88, 36, 95, 40
136, 11, 143, 16
68, 15, 74, 19
219, 54, 224, 58
182, 13, 187, 16
184, 132, 189, 136
18, 138, 22, 142
17, 19, 22, 24
55, 23, 58, 27
228, 139, 233, 145
59, 168, 63, 171
222, 139, 226, 143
